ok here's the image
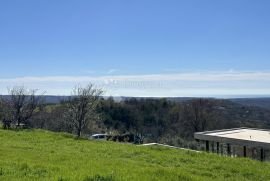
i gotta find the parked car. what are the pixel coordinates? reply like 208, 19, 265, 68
91, 134, 107, 140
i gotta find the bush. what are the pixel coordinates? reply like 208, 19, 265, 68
84, 175, 114, 181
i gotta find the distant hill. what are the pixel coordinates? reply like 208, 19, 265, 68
230, 98, 270, 110
116, 96, 270, 110
0, 95, 69, 104
3, 95, 270, 109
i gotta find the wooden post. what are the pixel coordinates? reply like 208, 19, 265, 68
243, 146, 247, 157
260, 148, 265, 162
220, 143, 224, 155
216, 142, 220, 154
211, 141, 215, 153
196, 139, 201, 151
227, 143, 231, 156
206, 141, 209, 152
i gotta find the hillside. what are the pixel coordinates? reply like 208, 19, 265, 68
1, 129, 270, 181
230, 98, 270, 110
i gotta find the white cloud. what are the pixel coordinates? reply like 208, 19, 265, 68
107, 69, 118, 74
0, 71, 270, 97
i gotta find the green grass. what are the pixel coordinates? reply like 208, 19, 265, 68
0, 129, 270, 181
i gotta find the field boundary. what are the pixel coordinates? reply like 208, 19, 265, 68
139, 143, 201, 152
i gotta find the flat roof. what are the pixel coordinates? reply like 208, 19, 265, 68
194, 128, 270, 149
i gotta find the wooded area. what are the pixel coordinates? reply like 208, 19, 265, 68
1, 85, 270, 149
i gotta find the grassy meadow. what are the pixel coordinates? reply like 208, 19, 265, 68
0, 129, 270, 181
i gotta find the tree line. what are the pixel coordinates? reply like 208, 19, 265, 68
1, 83, 269, 148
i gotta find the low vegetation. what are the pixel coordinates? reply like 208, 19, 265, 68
1, 129, 270, 181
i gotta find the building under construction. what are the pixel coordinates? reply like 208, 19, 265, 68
194, 128, 270, 161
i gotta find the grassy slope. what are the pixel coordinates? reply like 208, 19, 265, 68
0, 130, 270, 181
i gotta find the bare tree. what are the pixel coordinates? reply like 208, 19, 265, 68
183, 99, 210, 133
1, 86, 43, 127
65, 84, 103, 138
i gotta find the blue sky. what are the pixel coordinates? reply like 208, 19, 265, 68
0, 0, 270, 96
